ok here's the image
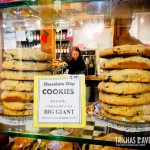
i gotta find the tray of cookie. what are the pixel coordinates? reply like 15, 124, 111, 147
50, 60, 68, 73
87, 44, 150, 132
87, 102, 150, 132
2, 137, 41, 150
0, 48, 53, 125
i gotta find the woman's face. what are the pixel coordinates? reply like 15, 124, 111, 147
72, 50, 79, 61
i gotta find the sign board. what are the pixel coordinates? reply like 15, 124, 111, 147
34, 75, 86, 128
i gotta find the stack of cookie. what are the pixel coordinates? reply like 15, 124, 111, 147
98, 44, 150, 122
0, 48, 53, 116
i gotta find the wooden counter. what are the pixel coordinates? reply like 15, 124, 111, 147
85, 75, 101, 81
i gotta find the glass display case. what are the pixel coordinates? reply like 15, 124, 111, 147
0, 0, 150, 149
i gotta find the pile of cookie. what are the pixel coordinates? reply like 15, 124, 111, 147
0, 48, 53, 116
82, 133, 133, 150
98, 44, 150, 122
51, 60, 68, 73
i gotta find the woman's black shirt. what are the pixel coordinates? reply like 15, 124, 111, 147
67, 58, 86, 74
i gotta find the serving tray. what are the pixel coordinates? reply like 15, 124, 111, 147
0, 114, 33, 126
87, 102, 150, 132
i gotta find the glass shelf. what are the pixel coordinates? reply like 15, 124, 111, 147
0, 116, 150, 148
0, 117, 150, 149
0, 116, 117, 147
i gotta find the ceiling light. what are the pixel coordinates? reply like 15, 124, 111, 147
80, 21, 83, 25
140, 18, 144, 23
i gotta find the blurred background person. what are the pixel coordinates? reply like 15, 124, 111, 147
66, 46, 86, 74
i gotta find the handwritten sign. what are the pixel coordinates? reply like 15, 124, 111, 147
34, 75, 86, 128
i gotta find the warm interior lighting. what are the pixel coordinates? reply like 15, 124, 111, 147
140, 18, 144, 23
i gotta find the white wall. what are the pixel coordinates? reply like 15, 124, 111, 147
130, 13, 150, 45
72, 22, 112, 69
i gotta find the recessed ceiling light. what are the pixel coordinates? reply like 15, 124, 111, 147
140, 18, 144, 23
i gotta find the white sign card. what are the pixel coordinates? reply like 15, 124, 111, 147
34, 75, 86, 128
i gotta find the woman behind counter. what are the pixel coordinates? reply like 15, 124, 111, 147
66, 46, 86, 74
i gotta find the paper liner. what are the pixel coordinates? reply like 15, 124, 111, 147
87, 102, 150, 132
94, 114, 150, 132
0, 114, 33, 126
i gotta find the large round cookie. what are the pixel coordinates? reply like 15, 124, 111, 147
4, 48, 53, 61
2, 107, 33, 116
2, 102, 33, 111
99, 44, 150, 58
101, 103, 150, 117
0, 70, 52, 80
98, 82, 150, 94
100, 56, 150, 70
99, 92, 150, 106
1, 90, 33, 102
101, 109, 150, 122
2, 60, 52, 71
99, 69, 150, 82
1, 80, 34, 92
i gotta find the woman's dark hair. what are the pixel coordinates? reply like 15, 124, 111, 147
71, 46, 82, 60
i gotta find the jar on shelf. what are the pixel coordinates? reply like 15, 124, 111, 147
62, 33, 66, 39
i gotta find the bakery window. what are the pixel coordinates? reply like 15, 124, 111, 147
0, 0, 150, 149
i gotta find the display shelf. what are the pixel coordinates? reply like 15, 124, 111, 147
56, 39, 72, 42
0, 0, 150, 149
55, 29, 73, 61
0, 117, 114, 146
0, 118, 150, 148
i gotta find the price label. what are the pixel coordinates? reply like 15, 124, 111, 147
33, 75, 86, 128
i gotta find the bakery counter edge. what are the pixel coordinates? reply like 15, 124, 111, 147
85, 75, 101, 81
